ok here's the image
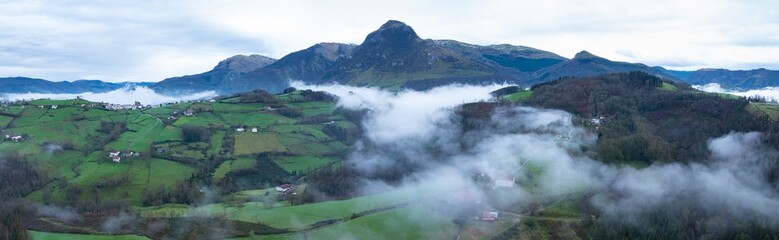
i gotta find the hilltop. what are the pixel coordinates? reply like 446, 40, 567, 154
495, 72, 779, 163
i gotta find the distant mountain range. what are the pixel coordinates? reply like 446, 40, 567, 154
0, 77, 152, 94
660, 68, 779, 89
1, 20, 777, 95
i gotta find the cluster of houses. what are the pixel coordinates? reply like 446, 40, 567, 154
107, 150, 140, 163
235, 127, 261, 133
103, 102, 150, 111
3, 134, 25, 142
36, 105, 58, 109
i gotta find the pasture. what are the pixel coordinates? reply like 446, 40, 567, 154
272, 156, 338, 174
233, 133, 287, 156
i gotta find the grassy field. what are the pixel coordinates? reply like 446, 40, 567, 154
28, 231, 150, 240
105, 115, 164, 152
306, 205, 459, 240
751, 102, 779, 121
135, 186, 443, 230
208, 130, 225, 156
272, 125, 330, 141
28, 99, 92, 106
173, 112, 225, 127
277, 133, 345, 156
155, 126, 183, 142
229, 186, 445, 229
657, 82, 678, 91
213, 157, 258, 181
242, 112, 297, 127
288, 102, 335, 117
234, 133, 288, 156
273, 156, 338, 174
0, 95, 374, 237
504, 90, 532, 102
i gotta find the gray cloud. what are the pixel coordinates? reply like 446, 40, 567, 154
0, 1, 265, 82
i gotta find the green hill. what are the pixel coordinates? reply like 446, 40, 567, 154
4, 75, 779, 239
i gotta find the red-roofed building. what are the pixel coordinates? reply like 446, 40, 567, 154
479, 211, 499, 221
276, 184, 293, 193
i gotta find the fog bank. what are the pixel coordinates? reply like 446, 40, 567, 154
1, 86, 216, 105
297, 82, 779, 231
695, 83, 779, 102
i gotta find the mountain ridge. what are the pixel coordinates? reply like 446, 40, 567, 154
2, 20, 777, 95
0, 77, 153, 94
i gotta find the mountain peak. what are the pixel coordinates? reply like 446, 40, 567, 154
573, 50, 600, 60
361, 20, 422, 47
214, 54, 276, 73
379, 20, 411, 29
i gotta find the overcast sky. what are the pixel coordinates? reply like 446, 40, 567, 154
1, 0, 778, 82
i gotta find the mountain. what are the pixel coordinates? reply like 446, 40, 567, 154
435, 40, 566, 72
152, 20, 569, 94
317, 20, 514, 90
152, 44, 356, 95
5, 20, 779, 95
232, 43, 356, 93
150, 54, 277, 94
660, 68, 779, 89
528, 51, 678, 85
0, 77, 151, 94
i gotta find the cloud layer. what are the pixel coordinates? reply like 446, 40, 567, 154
695, 83, 779, 102
298, 83, 779, 235
0, 86, 216, 105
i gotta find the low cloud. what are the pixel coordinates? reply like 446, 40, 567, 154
36, 205, 81, 222
695, 83, 779, 102
296, 83, 779, 235
0, 86, 216, 105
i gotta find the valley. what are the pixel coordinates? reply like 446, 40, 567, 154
3, 73, 779, 239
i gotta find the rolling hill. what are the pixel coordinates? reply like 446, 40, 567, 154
528, 51, 677, 85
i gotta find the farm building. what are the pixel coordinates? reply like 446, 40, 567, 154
251, 127, 258, 133
6, 135, 24, 142
112, 156, 121, 163
184, 108, 194, 116
236, 127, 245, 132
478, 211, 499, 222
494, 177, 515, 188
276, 184, 293, 193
